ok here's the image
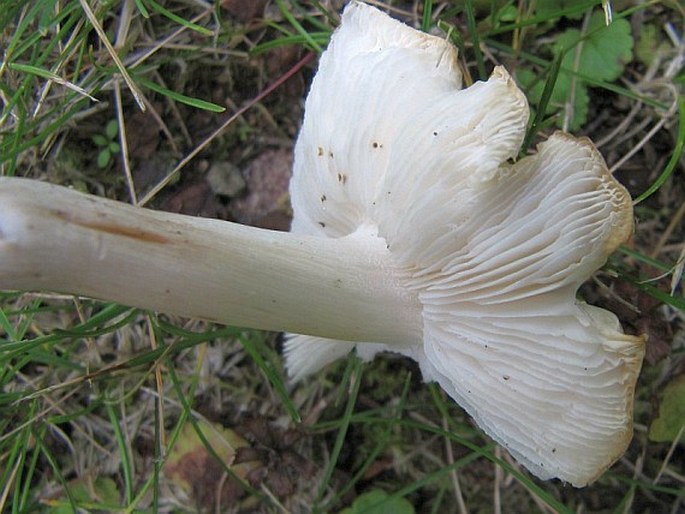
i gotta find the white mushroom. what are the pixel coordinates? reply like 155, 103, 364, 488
0, 1, 643, 486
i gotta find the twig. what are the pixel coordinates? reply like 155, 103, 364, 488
651, 200, 685, 259
653, 424, 685, 485
610, 83, 679, 173
114, 82, 138, 205
493, 446, 502, 514
442, 417, 468, 514
139, 52, 315, 206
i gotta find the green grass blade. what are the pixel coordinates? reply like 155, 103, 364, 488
33, 423, 77, 511
105, 401, 134, 505
275, 0, 323, 53
521, 49, 564, 154
251, 32, 330, 54
379, 452, 485, 511
633, 96, 685, 204
143, 0, 211, 35
164, 363, 269, 506
428, 384, 478, 436
326, 371, 413, 509
1, 401, 37, 513
133, 0, 150, 18
0, 308, 17, 341
622, 274, 685, 311
464, 0, 486, 80
238, 332, 301, 423
151, 390, 161, 513
310, 0, 338, 26
487, 0, 602, 35
315, 355, 363, 510
135, 75, 226, 112
487, 39, 668, 110
619, 246, 678, 274
421, 0, 433, 32
17, 427, 42, 513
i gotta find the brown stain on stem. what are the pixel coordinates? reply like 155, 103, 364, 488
50, 209, 170, 244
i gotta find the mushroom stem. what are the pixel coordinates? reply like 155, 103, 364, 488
0, 177, 422, 345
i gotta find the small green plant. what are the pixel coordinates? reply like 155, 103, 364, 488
518, 10, 634, 130
649, 375, 685, 443
92, 119, 120, 169
50, 477, 120, 513
339, 489, 414, 514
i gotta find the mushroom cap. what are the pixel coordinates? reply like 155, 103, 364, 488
286, 1, 644, 486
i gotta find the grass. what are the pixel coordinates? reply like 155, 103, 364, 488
1, 0, 684, 512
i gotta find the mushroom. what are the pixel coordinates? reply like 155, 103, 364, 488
0, 1, 643, 486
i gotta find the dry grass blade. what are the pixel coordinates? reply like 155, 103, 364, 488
77, 0, 146, 110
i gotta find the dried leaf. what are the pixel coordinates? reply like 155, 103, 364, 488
164, 419, 259, 510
